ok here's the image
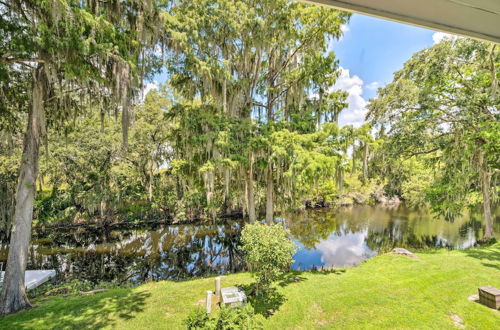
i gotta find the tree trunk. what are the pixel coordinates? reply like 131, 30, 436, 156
264, 49, 275, 224
0, 178, 15, 242
317, 88, 323, 130
100, 109, 105, 133
121, 98, 129, 150
336, 164, 344, 194
0, 65, 45, 315
479, 150, 494, 239
222, 77, 227, 114
265, 162, 274, 224
243, 179, 248, 218
120, 64, 130, 150
362, 142, 369, 184
333, 109, 340, 125
148, 156, 154, 202
247, 152, 256, 223
224, 168, 230, 205
267, 49, 275, 123
206, 170, 215, 219
221, 47, 228, 116
147, 174, 153, 203
351, 144, 356, 174
221, 67, 230, 211
100, 200, 107, 219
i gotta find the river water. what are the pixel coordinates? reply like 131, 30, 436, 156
0, 205, 498, 284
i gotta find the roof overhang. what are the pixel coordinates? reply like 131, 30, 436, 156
303, 0, 500, 44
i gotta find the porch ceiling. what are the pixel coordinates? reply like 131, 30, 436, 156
303, 0, 500, 44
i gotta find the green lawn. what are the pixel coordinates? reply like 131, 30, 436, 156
1, 244, 499, 329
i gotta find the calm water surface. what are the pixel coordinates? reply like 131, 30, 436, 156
0, 205, 498, 284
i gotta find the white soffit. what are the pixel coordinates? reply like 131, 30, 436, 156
303, 0, 500, 44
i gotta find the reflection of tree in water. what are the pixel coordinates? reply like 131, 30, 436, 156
286, 211, 337, 249
8, 221, 244, 284
458, 214, 483, 239
142, 223, 243, 282
366, 207, 494, 251
365, 218, 450, 252
287, 208, 459, 255
2, 206, 496, 283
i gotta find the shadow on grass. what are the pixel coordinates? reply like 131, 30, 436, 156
239, 284, 286, 318
459, 243, 500, 271
238, 271, 310, 318
239, 268, 348, 317
1, 289, 151, 329
277, 271, 307, 287
310, 268, 347, 276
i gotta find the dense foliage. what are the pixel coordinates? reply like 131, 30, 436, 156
1, 3, 497, 237
2, 0, 368, 232
0, 0, 169, 315
0, 3, 496, 240
185, 305, 263, 330
368, 38, 499, 238
240, 223, 296, 293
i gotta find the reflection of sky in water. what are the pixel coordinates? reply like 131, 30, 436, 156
288, 205, 500, 270
1, 205, 497, 283
438, 226, 477, 250
293, 227, 377, 269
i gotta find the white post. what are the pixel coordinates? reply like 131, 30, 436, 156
206, 290, 212, 314
215, 277, 221, 298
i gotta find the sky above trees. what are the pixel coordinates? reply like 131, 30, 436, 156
148, 13, 459, 129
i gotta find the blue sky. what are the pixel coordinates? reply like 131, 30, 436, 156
334, 14, 439, 98
331, 14, 455, 127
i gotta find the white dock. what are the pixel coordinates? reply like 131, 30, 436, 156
0, 270, 56, 290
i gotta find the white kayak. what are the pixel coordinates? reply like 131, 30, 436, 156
0, 269, 56, 290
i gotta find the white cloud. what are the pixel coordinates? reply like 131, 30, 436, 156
331, 67, 368, 128
141, 81, 158, 101
432, 31, 458, 44
315, 229, 377, 267
338, 24, 350, 41
366, 81, 380, 90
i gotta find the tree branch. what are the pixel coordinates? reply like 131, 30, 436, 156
0, 57, 46, 64
269, 26, 324, 84
44, 87, 88, 104
406, 147, 440, 158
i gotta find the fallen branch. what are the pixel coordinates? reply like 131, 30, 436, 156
78, 289, 108, 296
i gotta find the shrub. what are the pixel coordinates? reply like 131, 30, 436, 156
215, 305, 262, 329
240, 223, 296, 294
184, 305, 262, 330
27, 279, 128, 299
184, 307, 211, 329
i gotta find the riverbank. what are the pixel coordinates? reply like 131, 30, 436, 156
1, 243, 499, 329
25, 177, 392, 233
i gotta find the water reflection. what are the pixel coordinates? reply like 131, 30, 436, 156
288, 205, 499, 269
0, 205, 498, 283
1, 222, 244, 284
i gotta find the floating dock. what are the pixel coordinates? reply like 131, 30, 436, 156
0, 270, 56, 290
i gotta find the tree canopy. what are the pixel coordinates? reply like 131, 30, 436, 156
368, 38, 499, 237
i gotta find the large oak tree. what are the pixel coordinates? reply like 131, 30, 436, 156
368, 39, 499, 238
0, 0, 167, 315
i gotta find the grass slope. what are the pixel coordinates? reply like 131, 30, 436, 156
1, 244, 499, 329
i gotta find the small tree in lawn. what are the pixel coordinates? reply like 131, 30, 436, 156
240, 223, 296, 295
